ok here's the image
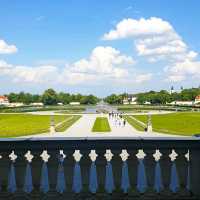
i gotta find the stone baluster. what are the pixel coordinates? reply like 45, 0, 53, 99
169, 149, 179, 193
153, 149, 163, 193
136, 149, 147, 193
8, 151, 17, 193
185, 150, 191, 192
56, 150, 66, 193
72, 150, 82, 193
120, 149, 130, 193
104, 149, 115, 193
88, 150, 98, 193
40, 150, 50, 193
23, 150, 34, 193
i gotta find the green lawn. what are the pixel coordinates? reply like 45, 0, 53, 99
117, 105, 194, 113
0, 105, 86, 113
131, 112, 200, 136
92, 117, 111, 132
123, 115, 145, 131
0, 114, 80, 137
55, 115, 81, 132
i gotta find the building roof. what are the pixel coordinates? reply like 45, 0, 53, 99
195, 95, 200, 101
0, 96, 8, 100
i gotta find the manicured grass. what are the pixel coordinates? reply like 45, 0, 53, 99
56, 110, 84, 114
55, 115, 81, 132
92, 117, 111, 132
0, 114, 80, 137
117, 105, 192, 112
132, 112, 200, 136
0, 105, 86, 113
123, 115, 145, 131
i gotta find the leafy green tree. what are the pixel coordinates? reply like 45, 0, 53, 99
32, 94, 41, 103
104, 94, 122, 104
80, 95, 98, 104
180, 88, 200, 101
57, 92, 71, 104
41, 89, 58, 105
7, 93, 18, 103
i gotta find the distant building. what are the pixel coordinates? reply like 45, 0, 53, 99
69, 102, 80, 105
168, 101, 194, 106
123, 95, 137, 105
0, 96, 9, 106
57, 102, 63, 106
8, 102, 24, 107
144, 101, 151, 105
30, 102, 44, 106
122, 98, 129, 105
195, 95, 200, 104
168, 95, 200, 106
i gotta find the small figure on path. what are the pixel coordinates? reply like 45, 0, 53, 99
123, 119, 126, 127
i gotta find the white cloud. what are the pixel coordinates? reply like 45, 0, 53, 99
165, 59, 200, 82
0, 60, 12, 70
72, 46, 134, 77
103, 17, 200, 82
103, 17, 173, 40
1, 46, 152, 86
166, 74, 185, 82
103, 17, 198, 62
135, 73, 152, 83
0, 39, 18, 54
0, 61, 58, 83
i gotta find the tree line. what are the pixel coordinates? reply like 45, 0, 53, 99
6, 89, 99, 105
104, 88, 200, 105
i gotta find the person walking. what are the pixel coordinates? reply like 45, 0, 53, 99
123, 119, 126, 127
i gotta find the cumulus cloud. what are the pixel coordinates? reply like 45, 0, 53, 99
71, 46, 134, 77
165, 59, 200, 82
103, 17, 197, 63
0, 39, 18, 54
135, 73, 152, 83
0, 46, 151, 86
103, 17, 200, 82
103, 18, 173, 40
0, 61, 58, 83
0, 60, 12, 69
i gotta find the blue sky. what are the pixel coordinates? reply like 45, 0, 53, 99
0, 0, 200, 96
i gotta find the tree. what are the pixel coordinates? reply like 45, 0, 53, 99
7, 93, 18, 103
180, 88, 200, 101
6, 90, 99, 105
32, 94, 41, 103
41, 89, 58, 105
104, 94, 122, 104
57, 92, 71, 104
80, 95, 98, 105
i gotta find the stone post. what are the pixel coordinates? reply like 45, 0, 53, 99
50, 115, 55, 134
147, 113, 152, 132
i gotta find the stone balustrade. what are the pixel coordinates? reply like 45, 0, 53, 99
0, 138, 199, 199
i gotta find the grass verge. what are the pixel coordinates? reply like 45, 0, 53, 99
92, 117, 111, 132
55, 115, 81, 132
0, 114, 80, 137
132, 112, 200, 136
123, 115, 145, 131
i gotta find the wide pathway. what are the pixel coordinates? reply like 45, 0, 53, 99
27, 113, 184, 139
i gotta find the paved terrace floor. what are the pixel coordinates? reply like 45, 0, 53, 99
24, 113, 184, 139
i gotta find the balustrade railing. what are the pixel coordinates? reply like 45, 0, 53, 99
0, 138, 199, 199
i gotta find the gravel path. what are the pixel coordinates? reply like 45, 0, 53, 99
26, 113, 183, 139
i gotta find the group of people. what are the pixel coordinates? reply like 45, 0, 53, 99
109, 111, 127, 127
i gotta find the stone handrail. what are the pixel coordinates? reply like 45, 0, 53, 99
0, 138, 199, 199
